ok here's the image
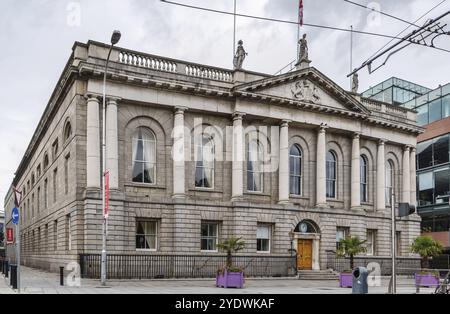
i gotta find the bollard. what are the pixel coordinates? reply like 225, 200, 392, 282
4, 261, 9, 278
10, 265, 17, 290
60, 266, 64, 286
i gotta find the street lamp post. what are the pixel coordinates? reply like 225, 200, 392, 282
101, 30, 121, 286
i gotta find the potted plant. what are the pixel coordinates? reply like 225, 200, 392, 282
216, 237, 246, 289
411, 236, 443, 288
337, 236, 366, 288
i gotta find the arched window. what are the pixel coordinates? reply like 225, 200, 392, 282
386, 160, 394, 205
247, 140, 263, 192
326, 150, 337, 198
360, 155, 368, 202
195, 134, 215, 188
64, 122, 72, 142
132, 127, 156, 184
43, 154, 49, 169
289, 145, 302, 195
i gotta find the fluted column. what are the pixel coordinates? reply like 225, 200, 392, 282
278, 120, 290, 204
410, 147, 417, 207
402, 146, 411, 204
316, 124, 327, 207
232, 112, 245, 200
106, 97, 119, 190
173, 106, 187, 198
376, 140, 386, 211
351, 133, 361, 209
86, 95, 101, 188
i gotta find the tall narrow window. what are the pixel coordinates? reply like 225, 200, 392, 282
37, 227, 41, 253
386, 160, 394, 205
360, 155, 368, 202
64, 154, 70, 194
37, 187, 40, 213
44, 179, 48, 209
31, 193, 35, 218
132, 128, 156, 184
66, 214, 71, 251
336, 227, 349, 251
53, 168, 58, 203
52, 139, 59, 161
136, 220, 158, 250
247, 140, 263, 192
195, 135, 214, 188
64, 122, 72, 142
366, 229, 376, 256
43, 154, 49, 170
201, 222, 218, 251
257, 224, 271, 253
53, 220, 58, 251
289, 145, 302, 195
326, 151, 337, 198
44, 224, 48, 252
396, 231, 401, 256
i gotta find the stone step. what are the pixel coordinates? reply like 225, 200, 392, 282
297, 270, 339, 280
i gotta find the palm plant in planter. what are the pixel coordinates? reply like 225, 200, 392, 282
411, 236, 443, 288
336, 236, 366, 288
216, 237, 246, 288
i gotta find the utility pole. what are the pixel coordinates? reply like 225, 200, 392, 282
390, 189, 397, 294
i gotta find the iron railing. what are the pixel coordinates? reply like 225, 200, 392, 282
80, 254, 296, 279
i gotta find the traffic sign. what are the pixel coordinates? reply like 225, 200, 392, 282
12, 207, 19, 225
6, 228, 13, 244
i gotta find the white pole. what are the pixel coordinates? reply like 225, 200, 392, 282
16, 219, 20, 293
350, 25, 353, 91
233, 0, 237, 58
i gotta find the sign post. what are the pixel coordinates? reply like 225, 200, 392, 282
13, 187, 22, 293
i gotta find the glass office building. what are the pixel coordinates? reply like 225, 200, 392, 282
364, 78, 450, 249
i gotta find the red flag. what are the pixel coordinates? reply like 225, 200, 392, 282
299, 0, 304, 26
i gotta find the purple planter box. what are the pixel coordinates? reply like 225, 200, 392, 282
415, 273, 439, 288
339, 273, 353, 288
216, 270, 244, 289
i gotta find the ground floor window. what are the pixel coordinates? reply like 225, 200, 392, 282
336, 227, 349, 251
257, 224, 272, 253
201, 222, 218, 251
136, 220, 158, 250
396, 231, 401, 256
366, 229, 376, 256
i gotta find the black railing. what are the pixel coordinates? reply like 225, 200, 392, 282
326, 251, 421, 275
80, 254, 296, 279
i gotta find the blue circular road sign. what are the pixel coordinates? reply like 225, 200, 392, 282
12, 207, 19, 225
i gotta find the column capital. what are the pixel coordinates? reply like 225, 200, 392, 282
84, 93, 100, 102
378, 139, 387, 146
280, 119, 291, 127
106, 96, 122, 105
232, 111, 246, 121
403, 145, 412, 152
318, 123, 328, 133
410, 146, 417, 153
352, 132, 361, 139
174, 106, 188, 114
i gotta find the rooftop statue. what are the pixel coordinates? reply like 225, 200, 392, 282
233, 40, 248, 70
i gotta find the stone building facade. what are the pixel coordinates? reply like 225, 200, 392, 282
4, 40, 422, 273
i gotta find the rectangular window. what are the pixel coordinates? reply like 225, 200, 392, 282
53, 168, 58, 203
53, 220, 58, 251
64, 154, 70, 194
418, 171, 434, 206
66, 214, 71, 251
201, 222, 218, 251
416, 104, 429, 126
52, 139, 59, 161
429, 99, 442, 123
433, 135, 449, 166
434, 168, 450, 205
257, 224, 271, 253
442, 94, 450, 119
336, 227, 349, 251
135, 220, 158, 250
44, 224, 48, 252
366, 230, 376, 256
31, 193, 35, 218
37, 227, 41, 253
44, 179, 48, 209
37, 187, 40, 213
396, 231, 401, 256
417, 140, 433, 169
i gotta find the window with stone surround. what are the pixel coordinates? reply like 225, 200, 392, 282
257, 224, 272, 253
396, 231, 401, 256
247, 140, 263, 192
44, 178, 48, 209
366, 229, 376, 256
360, 155, 368, 202
336, 227, 349, 251
53, 168, 58, 203
132, 127, 156, 184
53, 220, 58, 251
289, 145, 302, 196
201, 222, 218, 252
66, 214, 71, 251
386, 160, 394, 205
136, 219, 158, 251
52, 139, 59, 161
64, 154, 70, 195
326, 150, 337, 198
195, 134, 214, 189
64, 121, 72, 142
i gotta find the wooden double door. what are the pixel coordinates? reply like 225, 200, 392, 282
297, 239, 313, 270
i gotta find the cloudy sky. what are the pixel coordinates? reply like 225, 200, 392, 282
0, 0, 449, 212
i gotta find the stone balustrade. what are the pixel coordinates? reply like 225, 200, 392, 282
118, 50, 232, 82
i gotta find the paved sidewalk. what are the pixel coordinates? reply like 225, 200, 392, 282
0, 266, 437, 294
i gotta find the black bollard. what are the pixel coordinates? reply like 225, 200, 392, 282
10, 265, 17, 290
4, 261, 9, 278
60, 266, 64, 286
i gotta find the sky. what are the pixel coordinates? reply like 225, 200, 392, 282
0, 0, 449, 212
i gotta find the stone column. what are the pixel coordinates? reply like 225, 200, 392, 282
402, 146, 411, 204
376, 140, 386, 211
278, 120, 290, 204
173, 107, 187, 198
232, 112, 245, 200
351, 133, 361, 209
316, 124, 327, 207
106, 98, 119, 190
86, 95, 101, 188
410, 147, 417, 207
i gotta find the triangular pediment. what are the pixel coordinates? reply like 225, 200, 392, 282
234, 68, 370, 114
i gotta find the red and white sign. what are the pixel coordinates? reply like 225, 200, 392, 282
6, 228, 14, 244
104, 170, 110, 218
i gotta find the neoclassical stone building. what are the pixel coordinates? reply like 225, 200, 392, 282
5, 40, 422, 274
